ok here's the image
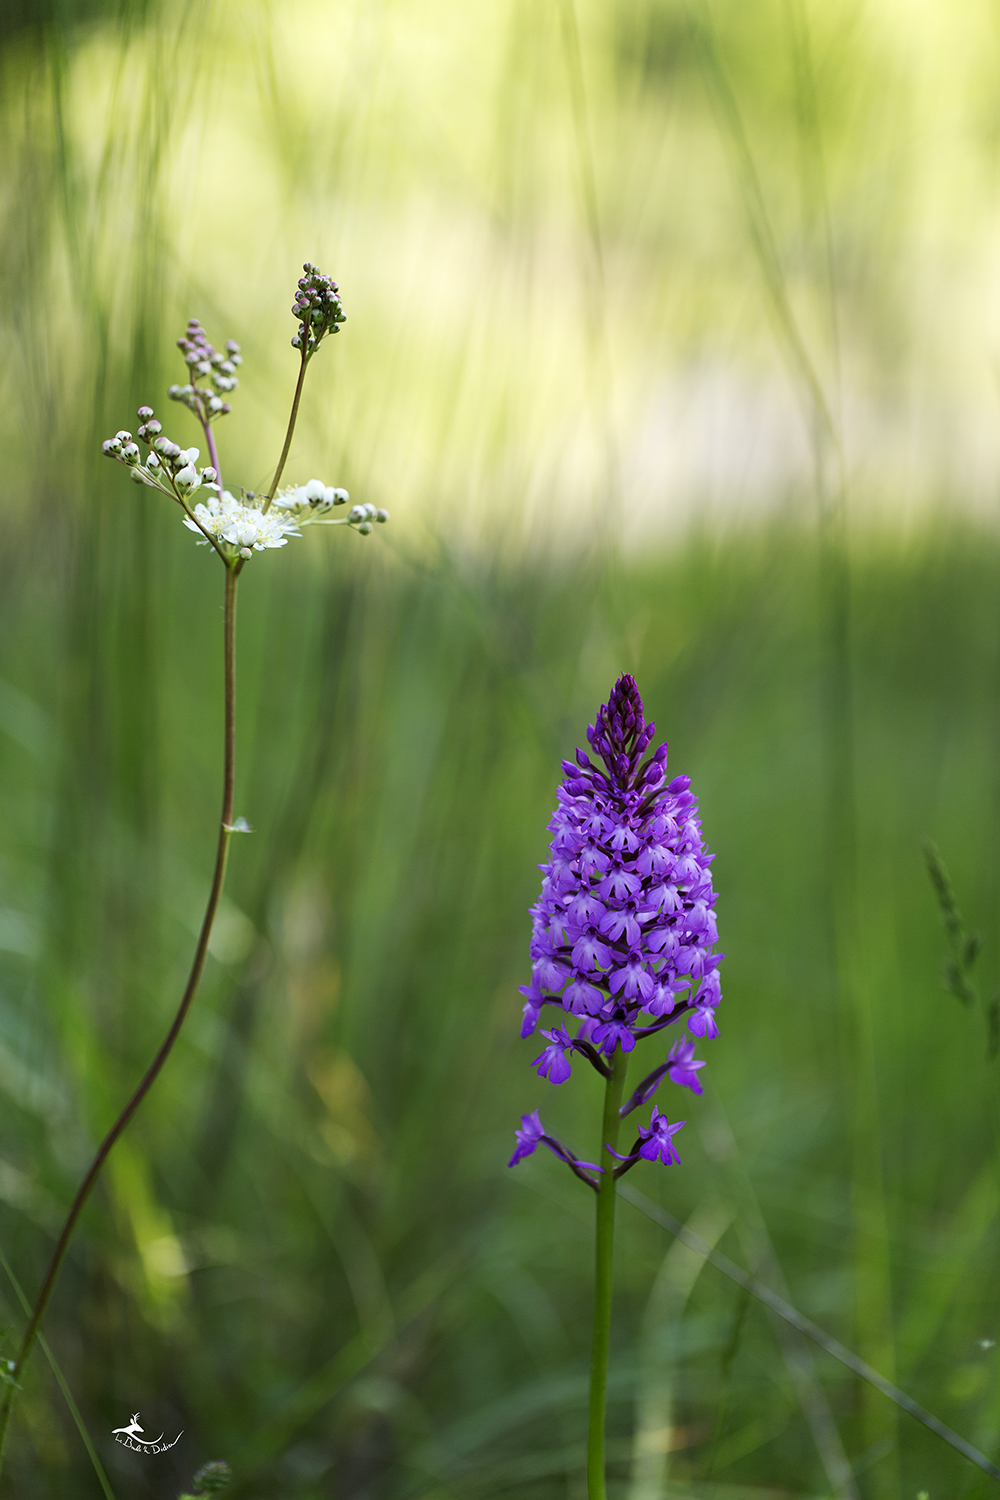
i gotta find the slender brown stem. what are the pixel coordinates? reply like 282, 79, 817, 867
202, 418, 223, 496
262, 353, 308, 512
0, 563, 240, 1480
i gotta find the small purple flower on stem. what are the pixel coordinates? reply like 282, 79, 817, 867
688, 974, 721, 1039
533, 1025, 574, 1083
509, 1110, 546, 1166
592, 1018, 637, 1056
666, 1037, 706, 1094
605, 1107, 685, 1168
508, 1111, 604, 1182
518, 982, 544, 1037
637, 1107, 686, 1165
564, 974, 605, 1015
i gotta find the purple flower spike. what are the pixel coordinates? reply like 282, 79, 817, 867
524, 674, 722, 1058
512, 675, 721, 1188
666, 1037, 706, 1094
509, 1110, 545, 1166
638, 1107, 686, 1165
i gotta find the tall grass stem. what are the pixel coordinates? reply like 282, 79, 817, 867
620, 1184, 1000, 1486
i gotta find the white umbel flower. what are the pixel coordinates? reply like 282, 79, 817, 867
273, 478, 349, 512
270, 479, 385, 535
183, 490, 300, 554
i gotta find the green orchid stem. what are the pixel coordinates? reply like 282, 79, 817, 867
587, 1046, 628, 1500
0, 562, 240, 1486
263, 351, 308, 512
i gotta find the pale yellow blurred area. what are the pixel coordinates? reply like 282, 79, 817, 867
6, 0, 1000, 552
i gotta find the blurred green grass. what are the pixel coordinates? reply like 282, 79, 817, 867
2, 1, 1000, 1497
4, 513, 1000, 1498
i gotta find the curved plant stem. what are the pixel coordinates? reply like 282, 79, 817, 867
586, 1045, 628, 1500
263, 352, 308, 512
0, 562, 241, 1483
202, 418, 223, 496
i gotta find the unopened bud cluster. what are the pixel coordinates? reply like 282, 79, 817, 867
291, 262, 345, 359
348, 501, 389, 536
275, 482, 388, 536
102, 406, 218, 500
168, 319, 241, 423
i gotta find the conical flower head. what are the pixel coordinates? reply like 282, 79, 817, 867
586, 672, 657, 790
520, 675, 722, 1060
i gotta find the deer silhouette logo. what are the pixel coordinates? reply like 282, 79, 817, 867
111, 1411, 172, 1448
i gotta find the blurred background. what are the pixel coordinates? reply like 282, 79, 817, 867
1, 0, 1000, 1495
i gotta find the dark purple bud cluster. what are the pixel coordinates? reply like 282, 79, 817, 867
584, 672, 664, 792
168, 319, 241, 422
510, 675, 722, 1188
291, 262, 346, 359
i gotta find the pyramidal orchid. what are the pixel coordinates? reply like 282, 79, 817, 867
510, 674, 722, 1499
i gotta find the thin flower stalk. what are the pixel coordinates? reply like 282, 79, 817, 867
264, 261, 346, 510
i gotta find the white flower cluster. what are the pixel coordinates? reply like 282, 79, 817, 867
184, 491, 299, 558
275, 480, 389, 536
274, 478, 349, 512
103, 411, 388, 560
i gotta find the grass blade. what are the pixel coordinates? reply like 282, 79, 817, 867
619, 1182, 1000, 1486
